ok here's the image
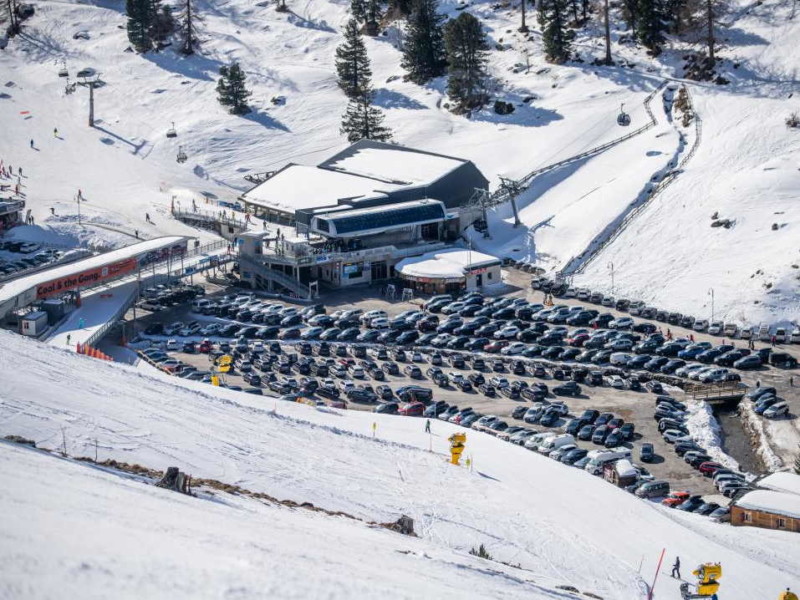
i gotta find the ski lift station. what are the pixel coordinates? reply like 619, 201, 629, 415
236, 140, 501, 294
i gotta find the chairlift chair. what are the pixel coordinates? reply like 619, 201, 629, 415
617, 103, 631, 126
176, 146, 188, 163
166, 121, 177, 138
58, 62, 69, 78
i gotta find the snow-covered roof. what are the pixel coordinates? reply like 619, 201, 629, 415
615, 459, 637, 478
320, 140, 468, 186
396, 248, 501, 279
735, 490, 800, 520
0, 236, 187, 318
758, 472, 800, 497
241, 165, 399, 213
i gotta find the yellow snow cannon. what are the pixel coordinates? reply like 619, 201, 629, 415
448, 433, 466, 465
681, 563, 721, 599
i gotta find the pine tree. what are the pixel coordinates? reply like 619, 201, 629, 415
635, 0, 665, 52
351, 0, 366, 21
538, 0, 573, 63
217, 63, 253, 115
388, 0, 412, 16
336, 19, 373, 99
401, 0, 447, 84
340, 89, 392, 142
126, 0, 155, 52
180, 0, 198, 55
364, 0, 380, 35
444, 12, 488, 112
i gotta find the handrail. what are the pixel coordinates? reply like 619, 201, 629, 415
486, 81, 669, 208
567, 85, 702, 276
239, 255, 311, 298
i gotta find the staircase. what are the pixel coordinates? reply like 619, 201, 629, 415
238, 255, 311, 299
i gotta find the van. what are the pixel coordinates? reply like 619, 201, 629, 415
525, 432, 555, 451
758, 324, 771, 342
791, 328, 800, 344
740, 326, 754, 340
192, 298, 211, 312
774, 327, 788, 343
585, 448, 632, 476
537, 433, 575, 454
635, 480, 671, 499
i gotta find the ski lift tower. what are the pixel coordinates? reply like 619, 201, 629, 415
499, 177, 524, 228
77, 72, 104, 127
466, 188, 492, 239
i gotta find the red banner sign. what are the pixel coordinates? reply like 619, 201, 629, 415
36, 258, 137, 298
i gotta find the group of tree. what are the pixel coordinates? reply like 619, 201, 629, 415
126, 0, 175, 53
350, 0, 381, 35
336, 18, 392, 141
401, 0, 489, 111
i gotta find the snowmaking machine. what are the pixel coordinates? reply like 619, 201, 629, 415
680, 563, 722, 599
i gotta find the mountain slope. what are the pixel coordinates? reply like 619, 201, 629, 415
1, 331, 798, 599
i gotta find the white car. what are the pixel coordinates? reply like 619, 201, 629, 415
349, 366, 366, 379
360, 310, 387, 324
489, 376, 510, 388
609, 317, 634, 329
370, 318, 391, 329
693, 319, 709, 332
700, 368, 729, 383
300, 327, 324, 339
494, 326, 521, 340
338, 379, 356, 393
610, 353, 633, 366
675, 364, 704, 378
165, 339, 179, 351
708, 321, 724, 335
723, 323, 739, 338
763, 402, 788, 419
608, 375, 625, 389
689, 366, 716, 381
662, 429, 690, 444
501, 342, 527, 356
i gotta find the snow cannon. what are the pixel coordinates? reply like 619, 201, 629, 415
448, 433, 466, 465
680, 563, 722, 599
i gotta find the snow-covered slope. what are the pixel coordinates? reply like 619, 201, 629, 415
1, 331, 799, 599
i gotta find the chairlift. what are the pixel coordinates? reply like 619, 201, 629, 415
166, 121, 177, 138
617, 103, 631, 127
176, 146, 187, 163
58, 60, 69, 78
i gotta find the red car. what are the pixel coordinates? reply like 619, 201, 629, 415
698, 461, 724, 477
661, 491, 690, 508
568, 333, 590, 347
398, 402, 425, 416
198, 340, 212, 353
483, 340, 509, 353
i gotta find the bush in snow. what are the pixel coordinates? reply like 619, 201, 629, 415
786, 112, 800, 129
469, 544, 493, 560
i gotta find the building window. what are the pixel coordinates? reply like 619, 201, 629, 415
742, 512, 752, 523
487, 272, 492, 280
776, 518, 786, 529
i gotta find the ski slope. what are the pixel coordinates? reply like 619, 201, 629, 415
1, 330, 798, 599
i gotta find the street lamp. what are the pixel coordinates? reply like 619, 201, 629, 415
607, 261, 615, 296
708, 288, 715, 323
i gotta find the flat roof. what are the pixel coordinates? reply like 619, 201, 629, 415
241, 165, 399, 214
735, 490, 800, 520
321, 143, 466, 186
758, 472, 800, 496
0, 236, 186, 317
396, 248, 501, 279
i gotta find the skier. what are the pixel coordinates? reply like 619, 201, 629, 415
50, 207, 55, 215
780, 588, 799, 600
53, 127, 58, 137
671, 556, 681, 579
425, 419, 431, 433
145, 212, 151, 223
30, 139, 34, 149
134, 230, 139, 239
77, 189, 83, 201
66, 334, 71, 345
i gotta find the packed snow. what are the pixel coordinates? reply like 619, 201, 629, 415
1, 330, 799, 599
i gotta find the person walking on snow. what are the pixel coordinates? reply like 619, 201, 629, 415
425, 419, 431, 433
53, 127, 58, 137
50, 207, 55, 215
671, 556, 681, 579
66, 334, 71, 345
30, 139, 34, 149
145, 213, 151, 223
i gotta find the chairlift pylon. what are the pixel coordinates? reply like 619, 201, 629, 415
617, 103, 631, 127
166, 121, 177, 138
176, 145, 187, 163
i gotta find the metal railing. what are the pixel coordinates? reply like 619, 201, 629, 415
239, 255, 311, 298
486, 81, 669, 208
567, 85, 702, 276
172, 208, 248, 230
83, 288, 140, 347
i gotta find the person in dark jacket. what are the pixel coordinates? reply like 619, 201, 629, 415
671, 556, 681, 579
